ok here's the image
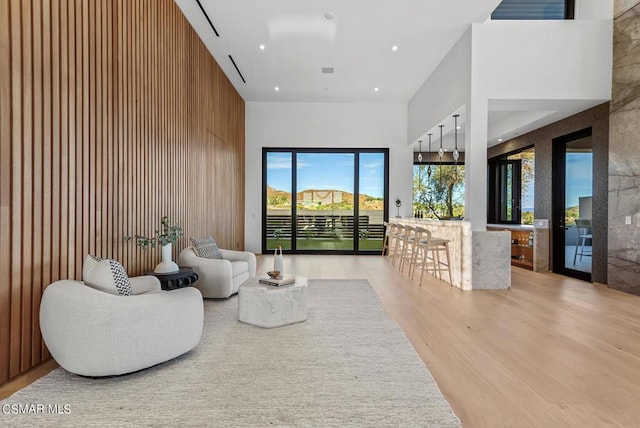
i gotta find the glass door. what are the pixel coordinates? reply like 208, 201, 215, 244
296, 152, 355, 251
264, 152, 293, 251
358, 152, 386, 252
552, 129, 593, 281
263, 149, 388, 254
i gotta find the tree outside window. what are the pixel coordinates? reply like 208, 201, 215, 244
413, 164, 465, 219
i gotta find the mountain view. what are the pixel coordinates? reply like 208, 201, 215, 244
267, 186, 384, 210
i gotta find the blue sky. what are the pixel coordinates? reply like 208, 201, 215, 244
565, 152, 592, 208
266, 152, 385, 198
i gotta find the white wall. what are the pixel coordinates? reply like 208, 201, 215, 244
473, 19, 612, 100
408, 17, 612, 148
245, 102, 409, 253
405, 16, 612, 230
575, 0, 613, 20
407, 28, 472, 145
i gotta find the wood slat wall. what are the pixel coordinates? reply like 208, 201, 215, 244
0, 0, 245, 385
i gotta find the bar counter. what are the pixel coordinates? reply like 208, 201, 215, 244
394, 218, 511, 290
395, 218, 472, 290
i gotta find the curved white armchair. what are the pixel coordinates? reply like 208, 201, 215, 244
178, 246, 256, 298
40, 276, 203, 377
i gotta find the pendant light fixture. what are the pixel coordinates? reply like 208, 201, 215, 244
438, 124, 445, 161
427, 133, 433, 177
452, 114, 460, 163
418, 140, 423, 163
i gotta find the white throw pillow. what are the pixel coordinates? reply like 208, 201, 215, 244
191, 237, 223, 259
82, 255, 133, 296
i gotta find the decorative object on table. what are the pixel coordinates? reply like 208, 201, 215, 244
274, 246, 284, 275
258, 274, 295, 287
395, 198, 402, 218
125, 216, 184, 274
267, 270, 280, 279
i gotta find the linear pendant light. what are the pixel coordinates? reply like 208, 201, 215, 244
427, 133, 433, 177
453, 114, 460, 163
438, 124, 444, 161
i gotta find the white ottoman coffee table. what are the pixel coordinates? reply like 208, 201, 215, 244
238, 276, 308, 328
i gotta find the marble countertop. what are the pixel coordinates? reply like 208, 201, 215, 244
487, 223, 534, 231
398, 217, 471, 228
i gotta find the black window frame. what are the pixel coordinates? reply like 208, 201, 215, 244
488, 159, 522, 224
262, 147, 389, 255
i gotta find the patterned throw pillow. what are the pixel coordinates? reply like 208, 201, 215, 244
82, 255, 133, 296
191, 237, 223, 259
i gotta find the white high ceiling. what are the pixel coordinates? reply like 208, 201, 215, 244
175, 0, 502, 102
174, 0, 606, 150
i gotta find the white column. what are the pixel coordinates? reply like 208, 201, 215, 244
464, 97, 488, 231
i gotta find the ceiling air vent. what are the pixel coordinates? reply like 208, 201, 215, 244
195, 0, 220, 37
321, 67, 335, 74
228, 55, 246, 83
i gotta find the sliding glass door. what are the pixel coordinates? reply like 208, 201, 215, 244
265, 152, 293, 250
296, 153, 355, 251
263, 149, 388, 254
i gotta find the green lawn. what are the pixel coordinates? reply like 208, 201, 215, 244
266, 238, 383, 252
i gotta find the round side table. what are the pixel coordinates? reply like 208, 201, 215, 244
144, 267, 199, 291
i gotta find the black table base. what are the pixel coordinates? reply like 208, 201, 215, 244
144, 267, 199, 291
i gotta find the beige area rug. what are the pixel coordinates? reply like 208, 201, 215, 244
1, 280, 460, 427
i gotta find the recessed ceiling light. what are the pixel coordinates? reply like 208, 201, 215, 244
259, 44, 265, 50
498, 138, 503, 142
456, 126, 461, 130
374, 87, 380, 92
324, 12, 335, 20
391, 45, 398, 51
274, 86, 280, 91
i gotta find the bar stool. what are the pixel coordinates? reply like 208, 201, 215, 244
411, 226, 437, 285
426, 235, 452, 284
387, 223, 405, 266
381, 221, 391, 256
398, 225, 417, 273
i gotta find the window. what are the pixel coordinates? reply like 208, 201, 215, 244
263, 149, 388, 254
491, 0, 574, 20
413, 164, 465, 219
488, 147, 535, 225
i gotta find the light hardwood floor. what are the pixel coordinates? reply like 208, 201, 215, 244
257, 255, 640, 428
2, 255, 639, 427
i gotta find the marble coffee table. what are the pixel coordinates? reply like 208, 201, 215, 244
238, 276, 308, 328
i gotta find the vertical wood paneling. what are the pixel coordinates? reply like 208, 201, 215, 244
0, 0, 245, 385
31, 0, 43, 366
41, 0, 51, 362
9, 0, 24, 379
0, 0, 12, 385
19, 0, 33, 373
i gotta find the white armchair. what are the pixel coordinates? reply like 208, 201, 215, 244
40, 276, 204, 377
178, 246, 256, 298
